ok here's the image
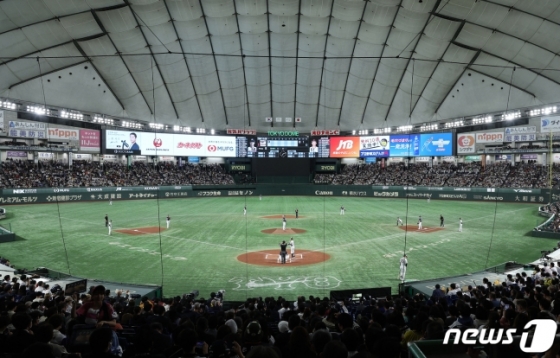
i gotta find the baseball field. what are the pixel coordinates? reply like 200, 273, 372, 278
0, 196, 553, 300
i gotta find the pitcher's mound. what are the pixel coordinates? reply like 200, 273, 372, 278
398, 225, 443, 234
237, 249, 330, 266
115, 226, 166, 235
261, 228, 307, 235
262, 215, 304, 219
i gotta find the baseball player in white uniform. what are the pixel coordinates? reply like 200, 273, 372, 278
166, 215, 170, 229
289, 238, 295, 261
109, 199, 112, 205
397, 217, 403, 226
418, 216, 423, 230
399, 254, 408, 281
459, 218, 463, 232
243, 206, 247, 216
282, 216, 286, 231
108, 220, 112, 236
340, 206, 345, 215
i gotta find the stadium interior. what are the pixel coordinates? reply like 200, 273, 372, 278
3, 0, 560, 357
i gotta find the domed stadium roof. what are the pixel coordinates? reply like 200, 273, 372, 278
0, 0, 559, 132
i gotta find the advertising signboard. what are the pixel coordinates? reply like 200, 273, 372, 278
329, 137, 360, 158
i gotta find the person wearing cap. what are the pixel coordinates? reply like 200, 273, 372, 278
279, 241, 288, 264
76, 285, 116, 328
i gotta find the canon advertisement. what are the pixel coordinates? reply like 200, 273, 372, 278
104, 130, 237, 157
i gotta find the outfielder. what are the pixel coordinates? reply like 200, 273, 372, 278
108, 220, 112, 236
397, 217, 403, 226
399, 254, 408, 281
440, 215, 444, 227
166, 215, 170, 229
109, 199, 112, 206
340, 206, 345, 215
282, 215, 286, 231
459, 218, 463, 232
418, 216, 423, 230
243, 206, 247, 216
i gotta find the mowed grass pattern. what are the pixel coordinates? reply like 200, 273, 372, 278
0, 197, 554, 300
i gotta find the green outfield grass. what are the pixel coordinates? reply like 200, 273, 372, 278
0, 197, 554, 300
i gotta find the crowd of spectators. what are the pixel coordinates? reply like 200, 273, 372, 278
314, 162, 560, 189
0, 161, 234, 189
2, 257, 560, 358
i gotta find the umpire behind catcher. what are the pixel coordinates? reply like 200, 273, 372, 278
279, 241, 288, 264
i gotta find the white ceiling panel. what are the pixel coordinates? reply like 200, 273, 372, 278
0, 0, 53, 28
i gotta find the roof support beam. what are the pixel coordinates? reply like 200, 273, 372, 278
360, 0, 404, 124
431, 12, 560, 60
198, 0, 229, 126
409, 20, 465, 116
123, 0, 179, 119
336, 1, 368, 126
434, 50, 481, 114
0, 4, 128, 36
91, 10, 153, 115
467, 67, 536, 97
232, 1, 251, 128
383, 0, 442, 122
480, 0, 560, 28
292, 1, 303, 128
162, 0, 204, 123
452, 41, 560, 87
266, 1, 273, 127
315, 0, 336, 127
8, 60, 88, 89
72, 40, 125, 110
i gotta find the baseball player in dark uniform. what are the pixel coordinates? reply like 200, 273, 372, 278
295, 208, 299, 219
279, 241, 288, 264
105, 214, 108, 227
440, 215, 444, 227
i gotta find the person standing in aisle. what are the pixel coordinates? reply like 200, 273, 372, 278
399, 254, 408, 281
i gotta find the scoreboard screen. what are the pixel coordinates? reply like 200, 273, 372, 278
310, 137, 330, 158
252, 136, 314, 158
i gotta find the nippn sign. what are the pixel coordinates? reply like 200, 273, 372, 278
476, 132, 504, 143
48, 127, 79, 141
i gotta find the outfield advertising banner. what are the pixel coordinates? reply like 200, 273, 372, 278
359, 136, 390, 157
329, 137, 360, 158
476, 132, 504, 143
104, 130, 236, 157
47, 126, 79, 141
541, 117, 560, 132
389, 135, 413, 156
457, 134, 475, 154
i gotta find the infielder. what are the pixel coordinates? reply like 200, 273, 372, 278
109, 199, 112, 206
166, 215, 170, 229
243, 206, 247, 216
418, 216, 423, 230
295, 209, 299, 219
108, 220, 112, 236
399, 254, 408, 281
459, 218, 463, 232
397, 217, 403, 226
340, 206, 345, 215
440, 215, 444, 227
105, 214, 108, 227
282, 216, 287, 231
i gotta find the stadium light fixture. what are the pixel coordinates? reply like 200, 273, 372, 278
373, 127, 391, 134
501, 111, 521, 121
472, 116, 493, 125
420, 123, 438, 132
122, 121, 142, 129
529, 106, 557, 117
149, 123, 166, 130
1, 101, 16, 110
196, 128, 206, 134
26, 105, 49, 116
92, 115, 114, 126
444, 120, 463, 128
397, 125, 413, 133
211, 129, 215, 135
61, 110, 83, 120
358, 129, 368, 135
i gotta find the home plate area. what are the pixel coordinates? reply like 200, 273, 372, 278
398, 225, 443, 234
